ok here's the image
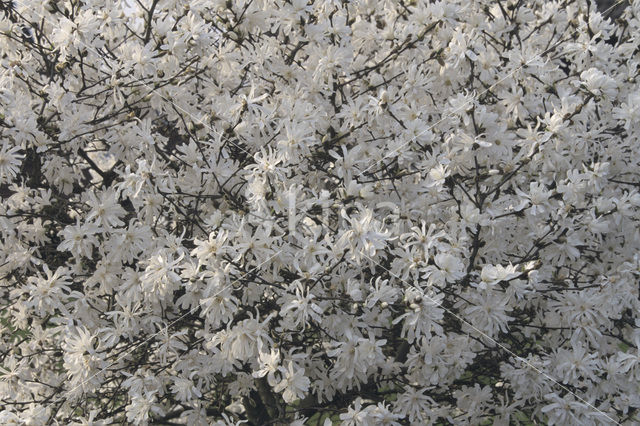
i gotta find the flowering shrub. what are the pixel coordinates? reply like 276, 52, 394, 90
1, 0, 639, 424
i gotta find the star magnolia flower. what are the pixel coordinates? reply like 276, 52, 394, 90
273, 361, 310, 403
478, 263, 519, 289
0, 141, 24, 184
252, 343, 281, 387
434, 252, 466, 282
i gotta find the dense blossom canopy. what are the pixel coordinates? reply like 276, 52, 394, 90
0, 0, 639, 424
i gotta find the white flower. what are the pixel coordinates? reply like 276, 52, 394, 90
125, 391, 163, 424
338, 207, 391, 261
478, 264, 519, 289
252, 343, 281, 387
58, 220, 100, 259
63, 326, 105, 393
433, 252, 465, 283
199, 282, 237, 329
51, 17, 76, 55
453, 384, 494, 416
461, 290, 513, 337
612, 91, 640, 131
401, 220, 446, 253
191, 229, 229, 266
141, 251, 184, 300
578, 67, 617, 98
170, 375, 202, 403
85, 189, 126, 228
540, 393, 590, 426
339, 397, 367, 425
617, 336, 640, 380
365, 277, 398, 308
0, 141, 23, 184
393, 288, 444, 343
280, 281, 324, 329
24, 265, 72, 316
553, 341, 599, 384
213, 313, 273, 363
393, 387, 436, 424
515, 182, 552, 215
273, 361, 310, 403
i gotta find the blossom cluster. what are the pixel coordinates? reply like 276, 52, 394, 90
1, 0, 639, 424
